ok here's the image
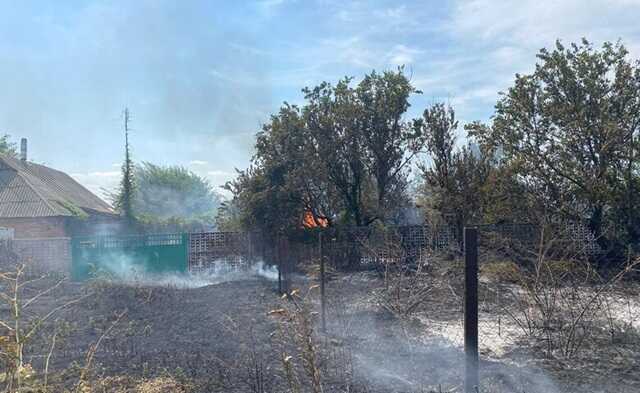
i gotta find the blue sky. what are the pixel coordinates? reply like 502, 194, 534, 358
1, 0, 639, 198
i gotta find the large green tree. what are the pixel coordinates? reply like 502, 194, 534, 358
468, 39, 640, 252
302, 69, 426, 226
134, 162, 221, 225
227, 69, 426, 232
417, 103, 458, 217
356, 71, 425, 220
416, 104, 500, 236
224, 103, 335, 233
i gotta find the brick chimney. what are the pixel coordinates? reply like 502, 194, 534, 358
20, 138, 27, 161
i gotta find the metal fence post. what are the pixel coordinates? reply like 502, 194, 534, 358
319, 232, 326, 332
283, 238, 290, 294
277, 237, 283, 294
464, 227, 479, 393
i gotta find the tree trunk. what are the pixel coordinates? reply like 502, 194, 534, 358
588, 204, 613, 260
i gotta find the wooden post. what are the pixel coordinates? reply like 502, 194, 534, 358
319, 232, 326, 332
464, 227, 479, 393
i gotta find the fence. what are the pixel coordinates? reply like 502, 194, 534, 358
6, 238, 71, 275
71, 231, 266, 280
188, 231, 262, 272
0, 221, 602, 280
72, 224, 597, 285
476, 221, 602, 256
0, 226, 455, 280
268, 221, 604, 293
301, 224, 457, 271
71, 233, 189, 280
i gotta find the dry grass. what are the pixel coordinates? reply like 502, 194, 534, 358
488, 229, 640, 358
91, 376, 191, 393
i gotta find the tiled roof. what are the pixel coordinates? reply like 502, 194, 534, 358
0, 154, 115, 218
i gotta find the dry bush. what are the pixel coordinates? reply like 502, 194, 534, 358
376, 257, 432, 319
134, 376, 191, 393
74, 310, 128, 393
269, 288, 323, 393
495, 226, 640, 358
215, 316, 277, 393
480, 260, 521, 283
316, 294, 359, 391
0, 249, 136, 393
358, 228, 433, 319
0, 260, 86, 392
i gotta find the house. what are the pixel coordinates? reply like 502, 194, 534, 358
0, 139, 121, 272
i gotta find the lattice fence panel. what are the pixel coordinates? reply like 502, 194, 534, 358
188, 231, 260, 271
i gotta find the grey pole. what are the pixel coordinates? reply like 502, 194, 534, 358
277, 237, 283, 294
319, 232, 326, 332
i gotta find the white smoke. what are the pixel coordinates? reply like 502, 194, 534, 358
92, 255, 278, 288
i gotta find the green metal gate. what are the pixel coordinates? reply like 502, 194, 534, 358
71, 233, 189, 280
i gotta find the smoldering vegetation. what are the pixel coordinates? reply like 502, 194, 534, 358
88, 255, 279, 288
1, 235, 639, 393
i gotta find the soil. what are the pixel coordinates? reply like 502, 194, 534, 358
3, 259, 640, 393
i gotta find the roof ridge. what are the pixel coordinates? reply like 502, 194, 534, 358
0, 154, 20, 171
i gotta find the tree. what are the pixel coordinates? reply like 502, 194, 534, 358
468, 39, 640, 253
357, 70, 427, 220
134, 162, 221, 226
417, 103, 458, 217
113, 108, 136, 225
215, 198, 243, 232
224, 103, 327, 234
448, 145, 494, 229
302, 69, 424, 225
0, 134, 17, 157
417, 104, 487, 236
416, 103, 530, 240
303, 78, 373, 226
228, 69, 425, 232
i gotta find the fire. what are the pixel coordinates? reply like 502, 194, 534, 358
302, 210, 328, 228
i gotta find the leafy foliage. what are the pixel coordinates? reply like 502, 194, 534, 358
226, 39, 640, 258
468, 39, 640, 254
112, 108, 136, 226
0, 134, 17, 157
214, 199, 243, 232
227, 68, 425, 233
415, 104, 527, 238
133, 162, 221, 228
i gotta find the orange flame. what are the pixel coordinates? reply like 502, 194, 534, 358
302, 210, 328, 228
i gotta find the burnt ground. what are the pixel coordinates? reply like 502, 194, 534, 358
4, 260, 640, 393
319, 270, 640, 393
22, 277, 281, 392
